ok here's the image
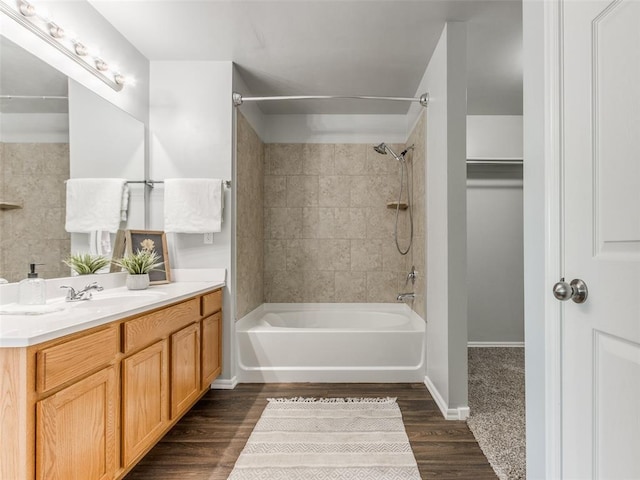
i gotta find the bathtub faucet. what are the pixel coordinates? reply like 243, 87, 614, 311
396, 292, 416, 302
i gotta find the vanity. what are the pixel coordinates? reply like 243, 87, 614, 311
0, 279, 224, 480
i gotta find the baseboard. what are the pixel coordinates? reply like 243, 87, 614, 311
467, 341, 524, 348
211, 376, 238, 390
423, 375, 470, 421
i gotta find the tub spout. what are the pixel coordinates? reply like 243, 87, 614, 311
396, 292, 416, 302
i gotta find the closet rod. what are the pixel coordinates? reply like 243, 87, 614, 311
466, 159, 523, 166
232, 92, 429, 107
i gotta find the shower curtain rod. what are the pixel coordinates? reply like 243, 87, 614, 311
0, 95, 68, 100
232, 92, 429, 107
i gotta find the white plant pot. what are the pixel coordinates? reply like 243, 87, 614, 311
126, 273, 150, 290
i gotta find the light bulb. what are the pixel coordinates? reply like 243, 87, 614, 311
49, 23, 64, 39
95, 59, 109, 71
114, 73, 126, 85
74, 42, 88, 56
19, 1, 36, 17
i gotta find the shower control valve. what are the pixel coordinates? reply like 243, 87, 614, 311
406, 266, 417, 286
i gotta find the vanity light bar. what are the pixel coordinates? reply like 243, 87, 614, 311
0, 0, 129, 91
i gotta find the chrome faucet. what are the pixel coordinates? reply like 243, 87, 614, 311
60, 282, 104, 302
396, 292, 416, 302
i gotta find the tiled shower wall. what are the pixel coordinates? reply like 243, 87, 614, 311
235, 112, 426, 316
0, 143, 70, 282
406, 113, 426, 318
235, 113, 265, 318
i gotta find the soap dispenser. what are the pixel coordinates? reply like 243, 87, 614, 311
18, 263, 46, 305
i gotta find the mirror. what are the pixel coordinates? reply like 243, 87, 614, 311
0, 35, 145, 283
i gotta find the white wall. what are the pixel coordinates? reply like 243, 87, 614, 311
149, 60, 235, 381
467, 115, 523, 159
0, 1, 149, 123
523, 1, 558, 477
422, 23, 469, 419
262, 114, 409, 144
0, 113, 68, 143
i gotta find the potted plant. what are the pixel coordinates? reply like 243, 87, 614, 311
63, 253, 110, 275
113, 249, 164, 290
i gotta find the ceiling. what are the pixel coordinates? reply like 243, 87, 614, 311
89, 0, 522, 116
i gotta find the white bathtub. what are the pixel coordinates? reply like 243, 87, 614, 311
236, 303, 426, 383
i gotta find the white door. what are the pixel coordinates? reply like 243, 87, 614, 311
560, 0, 640, 478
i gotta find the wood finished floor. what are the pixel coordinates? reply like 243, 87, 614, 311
124, 383, 497, 480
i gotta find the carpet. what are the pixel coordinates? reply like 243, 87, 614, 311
227, 397, 421, 480
467, 347, 526, 480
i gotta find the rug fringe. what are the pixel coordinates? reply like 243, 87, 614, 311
267, 397, 397, 404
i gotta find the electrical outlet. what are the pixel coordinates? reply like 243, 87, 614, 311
204, 233, 213, 244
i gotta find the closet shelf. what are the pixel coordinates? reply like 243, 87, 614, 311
386, 202, 408, 211
0, 201, 22, 210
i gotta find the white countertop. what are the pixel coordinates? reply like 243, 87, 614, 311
0, 271, 225, 347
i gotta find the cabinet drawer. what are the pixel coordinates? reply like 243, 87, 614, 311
123, 298, 199, 355
202, 289, 222, 317
37, 327, 118, 394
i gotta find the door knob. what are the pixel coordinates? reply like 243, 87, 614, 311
552, 278, 588, 304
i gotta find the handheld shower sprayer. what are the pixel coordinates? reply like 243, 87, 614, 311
373, 143, 414, 162
372, 141, 414, 255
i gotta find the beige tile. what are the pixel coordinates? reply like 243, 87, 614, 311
318, 176, 350, 207
334, 271, 367, 302
287, 175, 319, 207
350, 239, 382, 271
366, 271, 399, 303
43, 144, 70, 176
303, 144, 334, 175
365, 207, 396, 239
334, 208, 366, 239
286, 239, 317, 271
266, 207, 303, 239
382, 240, 406, 273
349, 176, 370, 207
317, 239, 351, 271
303, 270, 335, 302
264, 239, 287, 271
303, 207, 335, 239
366, 144, 399, 175
268, 270, 304, 303
264, 176, 287, 207
334, 144, 366, 175
371, 175, 401, 207
267, 144, 303, 175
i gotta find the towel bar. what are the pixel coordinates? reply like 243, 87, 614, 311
127, 180, 232, 189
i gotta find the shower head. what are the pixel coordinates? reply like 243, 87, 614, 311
373, 142, 403, 162
373, 143, 388, 155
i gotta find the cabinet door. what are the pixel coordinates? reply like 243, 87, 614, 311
171, 323, 201, 418
36, 366, 116, 480
201, 312, 222, 388
122, 340, 169, 467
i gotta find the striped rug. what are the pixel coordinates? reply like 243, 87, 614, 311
226, 397, 421, 480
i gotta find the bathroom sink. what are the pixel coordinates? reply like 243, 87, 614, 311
0, 302, 67, 316
69, 290, 168, 308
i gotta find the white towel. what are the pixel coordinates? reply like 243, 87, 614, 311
163, 178, 223, 233
65, 178, 128, 233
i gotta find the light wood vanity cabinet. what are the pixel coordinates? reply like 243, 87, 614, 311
0, 287, 223, 480
36, 365, 117, 480
121, 340, 169, 466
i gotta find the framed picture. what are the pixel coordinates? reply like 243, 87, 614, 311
125, 230, 171, 284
